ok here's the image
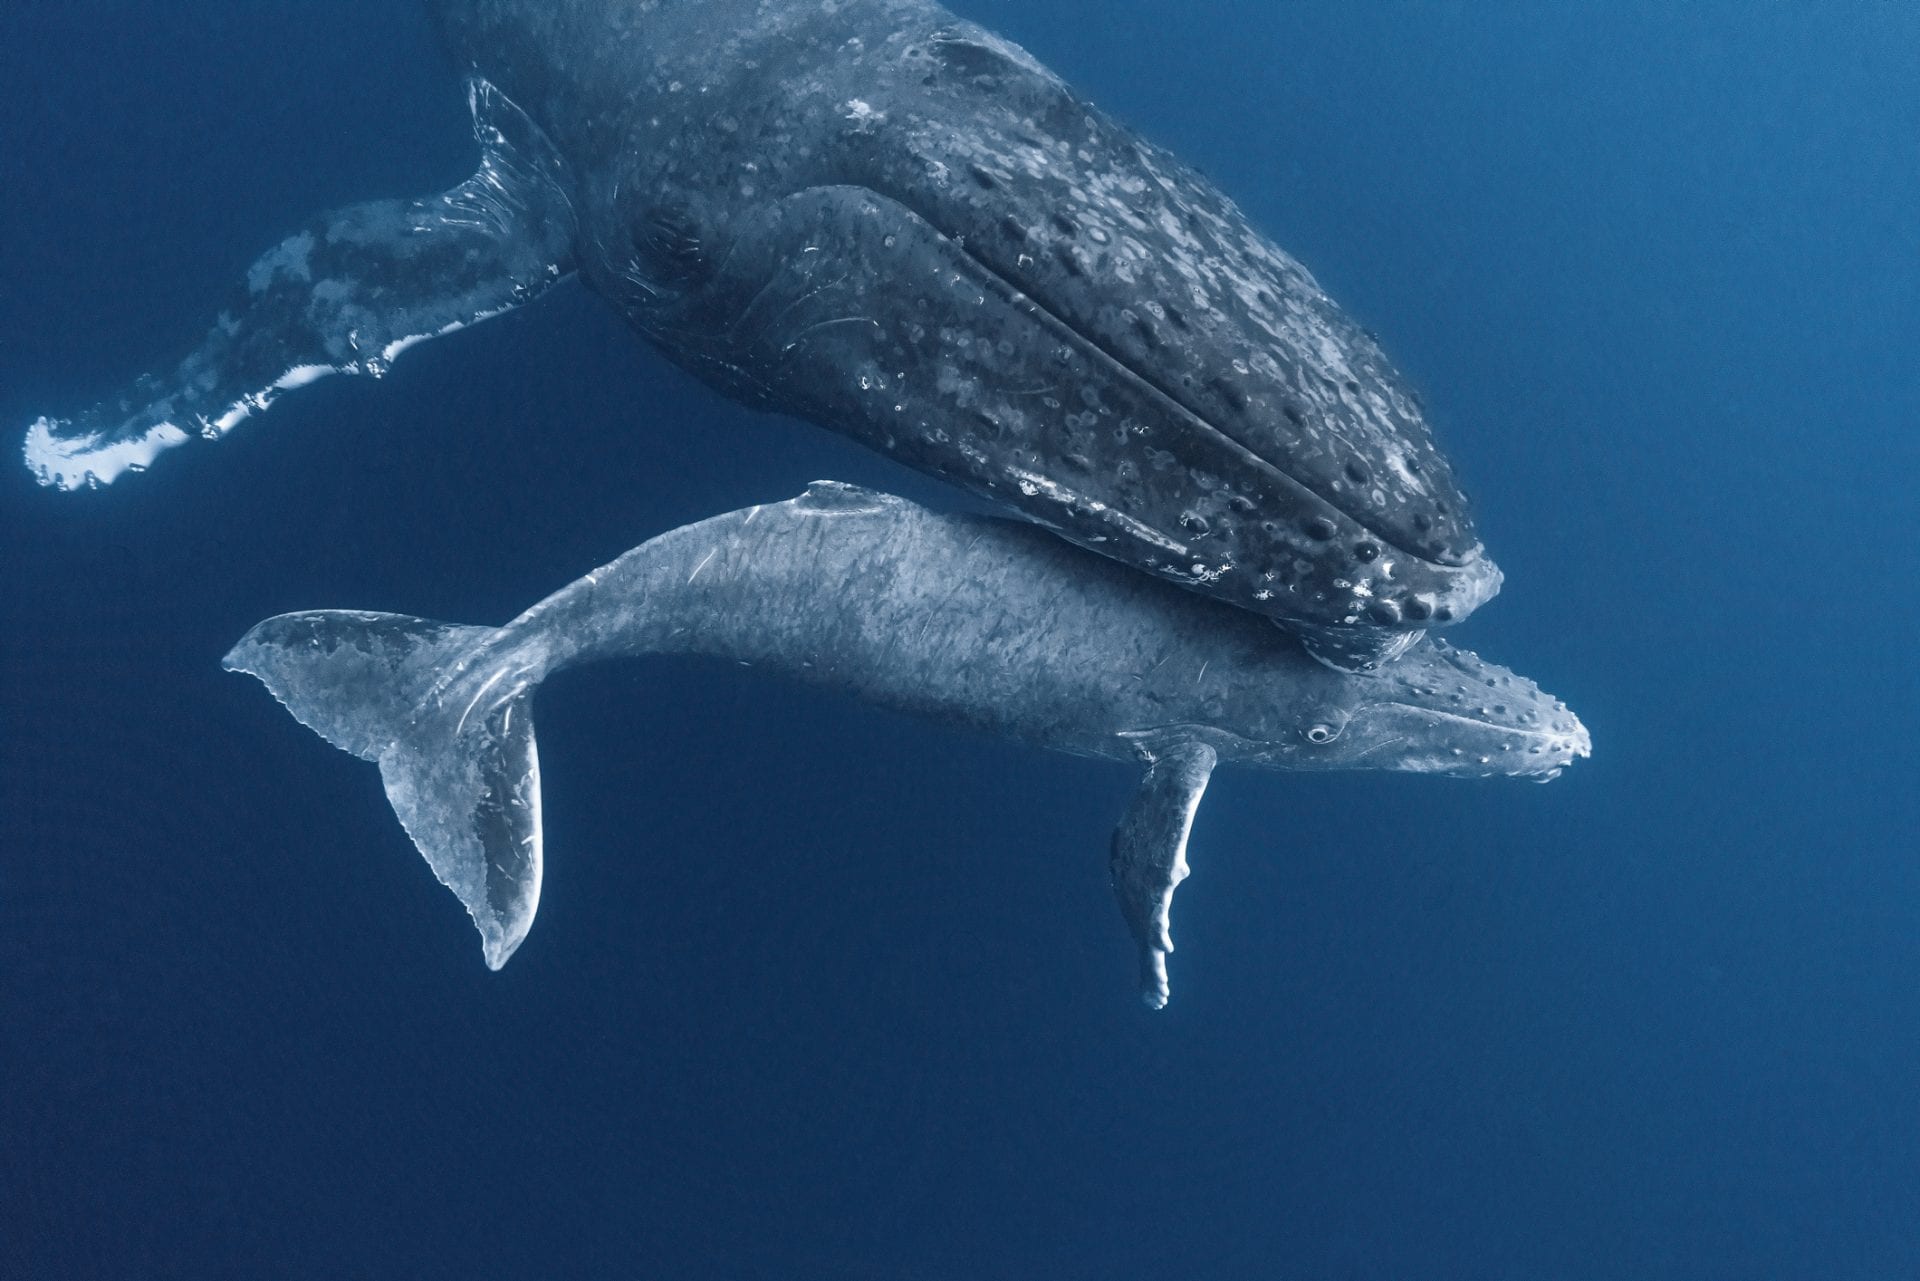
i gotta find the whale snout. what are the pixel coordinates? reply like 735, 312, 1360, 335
1335, 638, 1591, 780
1531, 706, 1592, 779
1347, 701, 1590, 780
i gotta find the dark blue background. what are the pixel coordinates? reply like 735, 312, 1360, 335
3, 3, 1916, 1277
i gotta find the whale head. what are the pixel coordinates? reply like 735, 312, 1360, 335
589, 16, 1506, 670
1244, 637, 1590, 781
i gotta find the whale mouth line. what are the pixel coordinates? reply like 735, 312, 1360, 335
1380, 701, 1591, 762
871, 186, 1464, 572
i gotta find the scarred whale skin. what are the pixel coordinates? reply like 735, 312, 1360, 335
224, 482, 1585, 1006
431, 0, 1501, 650
25, 0, 1502, 662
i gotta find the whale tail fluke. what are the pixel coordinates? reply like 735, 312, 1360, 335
224, 610, 544, 970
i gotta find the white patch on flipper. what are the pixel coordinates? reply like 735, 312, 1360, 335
380, 326, 457, 365
378, 304, 509, 365
25, 359, 346, 489
209, 402, 256, 437
23, 416, 191, 491
247, 232, 316, 293
274, 364, 335, 391
24, 299, 518, 491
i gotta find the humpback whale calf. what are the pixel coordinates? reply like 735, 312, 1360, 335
225, 483, 1587, 1008
25, 0, 1501, 668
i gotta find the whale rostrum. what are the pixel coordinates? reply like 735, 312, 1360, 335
27, 0, 1502, 667
224, 483, 1587, 1008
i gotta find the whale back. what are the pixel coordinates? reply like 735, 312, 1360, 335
428, 0, 1500, 662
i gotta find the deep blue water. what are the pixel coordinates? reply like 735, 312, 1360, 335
2, 3, 1916, 1277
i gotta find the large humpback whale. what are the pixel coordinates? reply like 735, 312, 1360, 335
225, 482, 1587, 1008
24, 0, 1502, 668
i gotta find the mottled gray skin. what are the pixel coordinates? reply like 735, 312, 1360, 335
30, 0, 1502, 667
427, 0, 1501, 657
226, 482, 1584, 1005
498, 483, 1569, 778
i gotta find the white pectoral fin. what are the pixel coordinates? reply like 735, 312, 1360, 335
23, 79, 576, 491
1109, 738, 1217, 1010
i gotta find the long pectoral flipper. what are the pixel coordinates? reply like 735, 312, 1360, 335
23, 80, 576, 491
1110, 738, 1217, 1010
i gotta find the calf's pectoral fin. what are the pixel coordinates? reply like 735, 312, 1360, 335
1109, 738, 1217, 1010
23, 78, 576, 492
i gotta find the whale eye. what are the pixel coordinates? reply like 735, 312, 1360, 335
1304, 722, 1341, 745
